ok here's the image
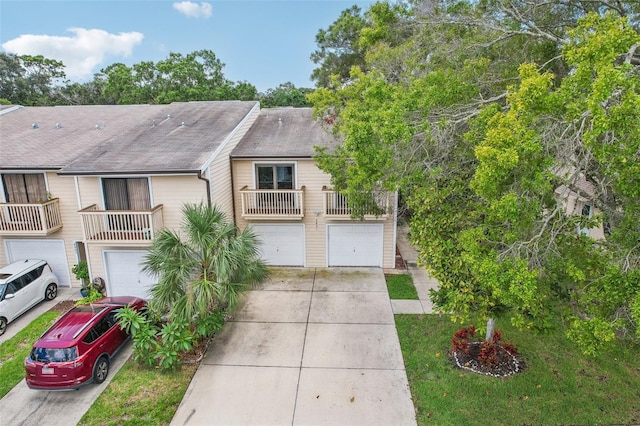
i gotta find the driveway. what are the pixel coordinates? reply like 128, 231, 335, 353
171, 267, 417, 426
0, 286, 130, 426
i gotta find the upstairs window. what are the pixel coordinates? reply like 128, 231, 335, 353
2, 173, 47, 203
102, 178, 151, 211
256, 164, 294, 190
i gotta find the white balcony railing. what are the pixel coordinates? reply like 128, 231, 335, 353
239, 186, 305, 220
79, 204, 164, 243
322, 187, 390, 220
0, 198, 63, 235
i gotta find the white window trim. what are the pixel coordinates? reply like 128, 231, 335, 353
251, 161, 298, 190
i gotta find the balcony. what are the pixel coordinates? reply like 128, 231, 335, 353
79, 204, 164, 244
322, 187, 391, 220
239, 186, 305, 220
0, 198, 63, 235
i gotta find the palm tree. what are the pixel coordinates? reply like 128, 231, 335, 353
143, 202, 268, 323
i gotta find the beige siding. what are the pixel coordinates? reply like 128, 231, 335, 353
232, 159, 397, 268
150, 175, 206, 232
209, 104, 260, 219
0, 173, 85, 287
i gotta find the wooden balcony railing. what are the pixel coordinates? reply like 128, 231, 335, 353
322, 187, 391, 220
239, 186, 305, 220
0, 198, 63, 235
79, 204, 164, 243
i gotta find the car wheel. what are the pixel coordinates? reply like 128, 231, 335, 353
45, 283, 58, 300
93, 356, 110, 384
0, 317, 7, 336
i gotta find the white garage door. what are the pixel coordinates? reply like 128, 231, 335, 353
4, 239, 71, 287
103, 250, 156, 299
251, 224, 305, 266
327, 224, 384, 267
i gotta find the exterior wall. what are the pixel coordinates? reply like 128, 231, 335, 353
562, 191, 606, 240
0, 172, 83, 287
232, 158, 397, 268
208, 103, 260, 219
77, 174, 207, 284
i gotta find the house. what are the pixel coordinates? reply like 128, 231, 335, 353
0, 103, 398, 299
0, 101, 261, 298
231, 107, 398, 268
554, 173, 606, 240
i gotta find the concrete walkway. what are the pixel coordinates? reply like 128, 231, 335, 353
391, 223, 440, 315
171, 268, 417, 426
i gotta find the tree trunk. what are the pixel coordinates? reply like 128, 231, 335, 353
485, 318, 495, 342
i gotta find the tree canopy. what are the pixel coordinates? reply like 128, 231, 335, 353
309, 0, 640, 354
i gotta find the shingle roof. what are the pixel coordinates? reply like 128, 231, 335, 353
0, 101, 259, 174
231, 107, 338, 158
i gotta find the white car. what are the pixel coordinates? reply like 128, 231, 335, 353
0, 259, 58, 335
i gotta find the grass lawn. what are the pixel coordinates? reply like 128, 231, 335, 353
78, 362, 197, 426
395, 314, 640, 426
386, 273, 419, 299
0, 311, 60, 398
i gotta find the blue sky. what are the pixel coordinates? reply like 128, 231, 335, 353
1, 0, 374, 92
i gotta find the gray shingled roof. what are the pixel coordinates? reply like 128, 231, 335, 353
231, 107, 338, 158
0, 101, 259, 174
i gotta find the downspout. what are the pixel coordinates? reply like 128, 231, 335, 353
198, 171, 212, 207
229, 157, 237, 225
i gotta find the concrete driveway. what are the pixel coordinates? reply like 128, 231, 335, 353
0, 286, 130, 426
171, 267, 417, 426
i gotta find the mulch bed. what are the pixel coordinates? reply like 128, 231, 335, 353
49, 299, 78, 313
451, 342, 525, 377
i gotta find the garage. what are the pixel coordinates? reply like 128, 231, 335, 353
327, 224, 384, 267
250, 223, 305, 266
103, 250, 156, 299
4, 239, 71, 287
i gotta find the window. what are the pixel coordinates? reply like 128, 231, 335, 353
256, 165, 294, 190
2, 174, 47, 203
102, 178, 151, 211
82, 317, 112, 344
578, 204, 592, 236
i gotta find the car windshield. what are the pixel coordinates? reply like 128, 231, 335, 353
31, 347, 78, 363
0, 283, 5, 299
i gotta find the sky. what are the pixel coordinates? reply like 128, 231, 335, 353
0, 0, 374, 92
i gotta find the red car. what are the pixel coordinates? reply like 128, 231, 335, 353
25, 296, 146, 390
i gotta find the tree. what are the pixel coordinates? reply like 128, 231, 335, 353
310, 1, 640, 354
143, 203, 268, 324
310, 5, 369, 88
259, 82, 312, 107
0, 52, 66, 105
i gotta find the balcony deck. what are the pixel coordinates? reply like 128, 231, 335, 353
0, 198, 63, 235
322, 188, 391, 220
79, 204, 164, 244
239, 186, 305, 220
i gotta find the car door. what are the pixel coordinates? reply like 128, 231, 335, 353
1, 281, 23, 321
5, 276, 33, 320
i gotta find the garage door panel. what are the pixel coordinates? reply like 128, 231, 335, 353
5, 239, 71, 287
327, 224, 383, 267
103, 250, 156, 299
251, 224, 305, 266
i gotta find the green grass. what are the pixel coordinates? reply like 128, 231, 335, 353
79, 361, 198, 426
395, 314, 640, 425
386, 274, 419, 299
0, 311, 60, 398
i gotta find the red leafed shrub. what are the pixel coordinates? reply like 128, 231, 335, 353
451, 326, 522, 376
451, 325, 476, 353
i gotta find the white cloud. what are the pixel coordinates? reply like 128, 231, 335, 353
172, 1, 212, 18
1, 28, 144, 80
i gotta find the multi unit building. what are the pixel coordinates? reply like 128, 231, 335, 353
0, 102, 398, 298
